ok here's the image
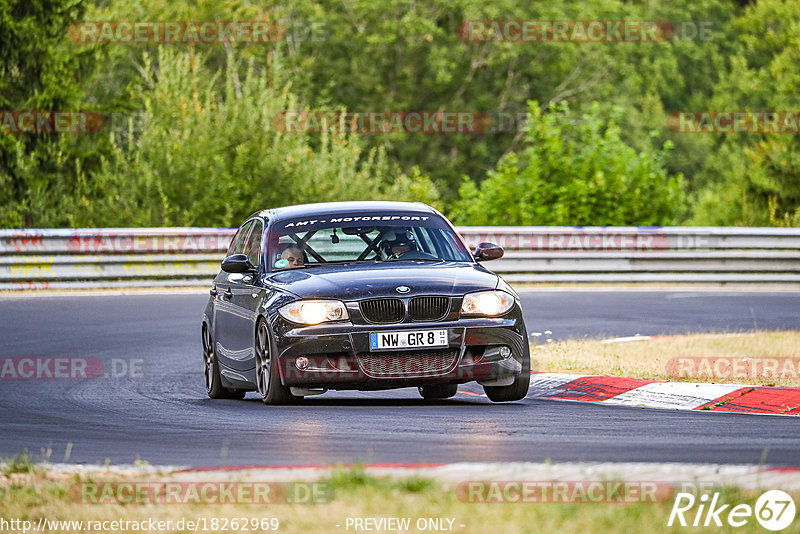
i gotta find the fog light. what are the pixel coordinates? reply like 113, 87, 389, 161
499, 346, 511, 358
295, 357, 310, 370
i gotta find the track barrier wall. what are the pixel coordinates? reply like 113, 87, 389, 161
1, 226, 798, 289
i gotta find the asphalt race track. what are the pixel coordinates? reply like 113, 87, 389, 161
0, 290, 798, 467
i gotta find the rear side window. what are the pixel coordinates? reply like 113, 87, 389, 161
227, 220, 255, 256
243, 219, 264, 267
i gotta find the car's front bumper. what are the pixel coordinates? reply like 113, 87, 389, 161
271, 315, 527, 390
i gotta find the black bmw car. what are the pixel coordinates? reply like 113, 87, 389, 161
202, 201, 530, 404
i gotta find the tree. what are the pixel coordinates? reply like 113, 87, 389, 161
80, 48, 440, 226
0, 0, 99, 227
688, 0, 800, 225
450, 101, 684, 225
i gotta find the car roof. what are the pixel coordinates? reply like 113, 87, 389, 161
253, 201, 438, 222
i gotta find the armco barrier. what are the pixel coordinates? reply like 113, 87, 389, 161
1, 227, 799, 289
0, 228, 234, 290
459, 226, 800, 284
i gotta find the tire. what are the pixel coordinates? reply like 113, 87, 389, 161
203, 325, 246, 400
255, 319, 301, 405
483, 328, 532, 402
418, 384, 458, 399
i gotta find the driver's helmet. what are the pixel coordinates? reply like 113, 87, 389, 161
380, 229, 417, 256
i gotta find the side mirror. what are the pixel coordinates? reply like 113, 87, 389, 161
473, 242, 504, 262
221, 254, 257, 273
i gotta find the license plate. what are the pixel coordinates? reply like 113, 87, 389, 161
370, 329, 448, 350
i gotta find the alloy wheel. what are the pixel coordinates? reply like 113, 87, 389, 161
255, 321, 271, 398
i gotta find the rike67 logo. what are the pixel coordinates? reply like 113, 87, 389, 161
668, 490, 796, 531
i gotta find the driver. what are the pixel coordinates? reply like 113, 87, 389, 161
382, 230, 418, 259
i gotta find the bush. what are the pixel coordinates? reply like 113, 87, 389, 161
450, 101, 684, 226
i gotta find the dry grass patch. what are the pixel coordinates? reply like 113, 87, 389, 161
531, 330, 800, 386
0, 467, 785, 534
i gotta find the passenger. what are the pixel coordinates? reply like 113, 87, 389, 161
279, 245, 305, 269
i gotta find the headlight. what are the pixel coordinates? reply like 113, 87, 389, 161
460, 290, 515, 317
278, 300, 349, 325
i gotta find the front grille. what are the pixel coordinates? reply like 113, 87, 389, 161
409, 296, 449, 321
357, 349, 459, 378
360, 298, 404, 323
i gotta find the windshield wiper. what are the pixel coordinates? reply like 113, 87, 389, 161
383, 257, 445, 263
296, 260, 380, 268
291, 263, 329, 269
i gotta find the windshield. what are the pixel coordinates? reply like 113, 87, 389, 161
266, 212, 472, 270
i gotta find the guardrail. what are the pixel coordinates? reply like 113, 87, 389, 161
1, 227, 799, 289
460, 226, 800, 284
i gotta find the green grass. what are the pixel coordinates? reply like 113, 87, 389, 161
326, 465, 437, 494
2, 454, 39, 475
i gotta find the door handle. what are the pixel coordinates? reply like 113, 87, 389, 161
223, 288, 233, 299
209, 287, 218, 297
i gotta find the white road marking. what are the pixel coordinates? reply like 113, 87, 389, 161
528, 373, 592, 396
600, 335, 652, 344
603, 381, 746, 409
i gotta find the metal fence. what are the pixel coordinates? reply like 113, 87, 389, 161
1, 226, 799, 289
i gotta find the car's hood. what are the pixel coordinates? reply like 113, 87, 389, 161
265, 261, 499, 300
